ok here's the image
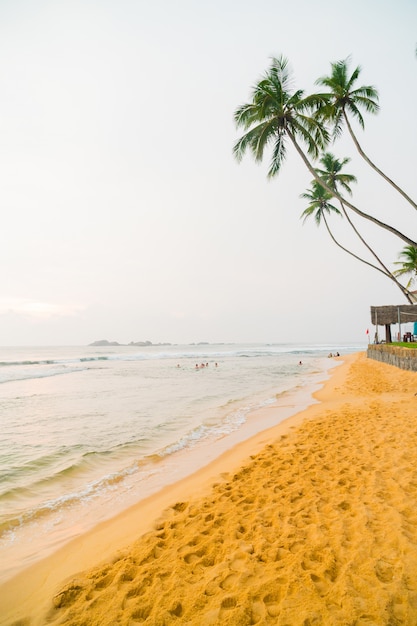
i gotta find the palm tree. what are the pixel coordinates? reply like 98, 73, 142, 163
315, 152, 356, 194
394, 246, 417, 289
234, 56, 416, 247
300, 182, 400, 278
316, 152, 414, 303
233, 55, 328, 179
301, 182, 341, 226
316, 58, 417, 211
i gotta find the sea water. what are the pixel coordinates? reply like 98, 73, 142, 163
0, 342, 363, 582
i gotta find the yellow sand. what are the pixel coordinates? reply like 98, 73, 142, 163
2, 352, 417, 625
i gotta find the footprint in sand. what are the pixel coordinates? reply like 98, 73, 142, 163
263, 591, 283, 617
220, 573, 239, 591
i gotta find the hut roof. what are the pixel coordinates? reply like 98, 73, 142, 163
371, 304, 417, 325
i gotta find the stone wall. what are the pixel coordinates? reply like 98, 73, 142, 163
367, 344, 417, 372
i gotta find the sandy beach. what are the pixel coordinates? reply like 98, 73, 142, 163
2, 351, 417, 625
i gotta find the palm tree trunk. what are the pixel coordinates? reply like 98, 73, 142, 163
321, 213, 414, 303
343, 113, 417, 211
322, 214, 391, 274
339, 201, 414, 303
286, 128, 417, 247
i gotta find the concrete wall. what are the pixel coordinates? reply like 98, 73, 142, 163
367, 344, 417, 372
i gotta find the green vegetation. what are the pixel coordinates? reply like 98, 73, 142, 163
394, 246, 417, 290
233, 55, 417, 303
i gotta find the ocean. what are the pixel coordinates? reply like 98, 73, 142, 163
0, 342, 363, 583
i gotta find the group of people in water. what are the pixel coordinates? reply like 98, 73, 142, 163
175, 362, 219, 369
178, 353, 341, 369
195, 362, 218, 369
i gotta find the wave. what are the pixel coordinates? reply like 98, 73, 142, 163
1, 409, 244, 502
0, 445, 167, 540
0, 438, 153, 500
0, 445, 87, 490
0, 365, 94, 385
0, 356, 110, 368
0, 359, 54, 367
0, 385, 287, 540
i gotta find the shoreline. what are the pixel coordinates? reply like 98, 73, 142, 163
0, 353, 350, 625
0, 354, 339, 587
5, 351, 417, 624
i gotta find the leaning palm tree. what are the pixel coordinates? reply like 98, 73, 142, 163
316, 58, 417, 211
394, 246, 417, 289
234, 56, 416, 247
300, 182, 400, 278
316, 152, 414, 303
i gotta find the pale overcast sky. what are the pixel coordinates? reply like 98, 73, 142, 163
0, 0, 416, 346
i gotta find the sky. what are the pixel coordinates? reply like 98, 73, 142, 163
0, 0, 416, 346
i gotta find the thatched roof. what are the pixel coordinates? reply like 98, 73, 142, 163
371, 304, 417, 325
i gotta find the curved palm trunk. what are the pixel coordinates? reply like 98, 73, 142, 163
286, 128, 417, 247
321, 214, 391, 274
343, 113, 417, 211
339, 200, 414, 303
321, 213, 413, 303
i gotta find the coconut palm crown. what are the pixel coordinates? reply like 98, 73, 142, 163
300, 182, 340, 226
315, 58, 379, 140
233, 55, 329, 178
315, 152, 356, 195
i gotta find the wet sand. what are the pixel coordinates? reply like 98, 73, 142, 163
2, 351, 417, 625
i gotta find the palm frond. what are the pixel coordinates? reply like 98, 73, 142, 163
233, 120, 277, 162
353, 93, 379, 114
346, 63, 361, 91
300, 204, 321, 225
393, 246, 417, 286
268, 133, 287, 178
269, 55, 293, 91
234, 103, 259, 129
345, 101, 365, 128
291, 118, 319, 158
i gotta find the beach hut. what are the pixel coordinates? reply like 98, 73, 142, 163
371, 304, 417, 343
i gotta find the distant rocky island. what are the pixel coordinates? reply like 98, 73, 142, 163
89, 340, 210, 347
89, 340, 172, 347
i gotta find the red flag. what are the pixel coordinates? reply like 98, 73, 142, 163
366, 329, 369, 334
